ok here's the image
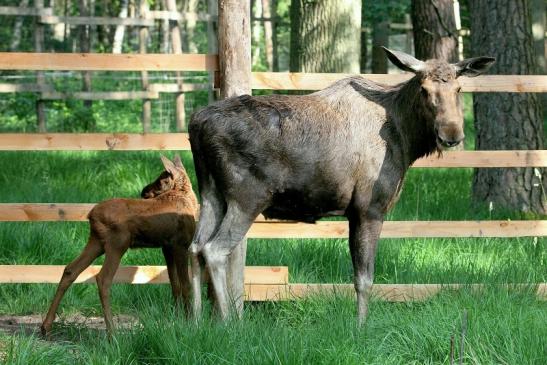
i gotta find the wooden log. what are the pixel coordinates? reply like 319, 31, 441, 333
39, 15, 155, 26
40, 91, 160, 100
251, 72, 547, 92
0, 265, 288, 285
244, 283, 547, 301
0, 53, 218, 71
0, 133, 191, 150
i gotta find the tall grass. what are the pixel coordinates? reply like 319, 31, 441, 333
0, 102, 545, 363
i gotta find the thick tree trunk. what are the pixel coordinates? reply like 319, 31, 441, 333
261, 0, 274, 71
411, 0, 458, 62
470, 0, 545, 214
290, 0, 361, 73
371, 20, 388, 74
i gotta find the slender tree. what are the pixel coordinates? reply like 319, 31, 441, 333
290, 0, 361, 73
411, 0, 458, 62
470, 0, 545, 214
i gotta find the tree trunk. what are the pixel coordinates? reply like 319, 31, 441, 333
207, 0, 218, 103
34, 0, 46, 132
252, 0, 263, 68
166, 0, 185, 132
218, 0, 251, 317
470, 0, 545, 214
261, 0, 274, 71
183, 0, 198, 53
79, 0, 94, 130
160, 0, 170, 53
11, 0, 30, 51
290, 0, 361, 73
411, 0, 458, 62
371, 20, 388, 74
112, 0, 129, 54
139, 0, 151, 133
271, 0, 279, 72
360, 1, 367, 73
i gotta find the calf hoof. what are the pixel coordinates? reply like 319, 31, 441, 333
40, 323, 51, 338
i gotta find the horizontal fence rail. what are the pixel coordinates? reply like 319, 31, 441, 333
0, 265, 288, 285
0, 134, 544, 168
0, 53, 218, 72
251, 73, 547, 92
0, 203, 543, 237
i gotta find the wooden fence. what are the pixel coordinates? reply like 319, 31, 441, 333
0, 52, 545, 301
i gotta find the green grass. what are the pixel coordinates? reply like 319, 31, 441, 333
0, 121, 545, 363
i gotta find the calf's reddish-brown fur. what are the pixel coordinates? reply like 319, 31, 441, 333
41, 155, 198, 335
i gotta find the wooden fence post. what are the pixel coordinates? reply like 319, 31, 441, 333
34, 0, 46, 132
139, 0, 151, 133
218, 0, 251, 317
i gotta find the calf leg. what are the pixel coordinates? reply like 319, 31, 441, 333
41, 235, 104, 336
96, 245, 126, 334
348, 209, 383, 326
173, 245, 191, 316
162, 246, 182, 307
202, 202, 258, 320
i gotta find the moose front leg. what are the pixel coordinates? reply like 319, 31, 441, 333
348, 209, 383, 326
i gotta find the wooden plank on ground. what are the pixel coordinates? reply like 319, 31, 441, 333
244, 283, 547, 301
41, 91, 160, 100
0, 133, 190, 151
0, 265, 288, 285
251, 72, 547, 92
0, 53, 218, 72
39, 15, 154, 26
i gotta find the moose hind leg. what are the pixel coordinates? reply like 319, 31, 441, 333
96, 245, 126, 334
41, 235, 104, 336
348, 210, 383, 326
190, 176, 225, 319
202, 201, 259, 320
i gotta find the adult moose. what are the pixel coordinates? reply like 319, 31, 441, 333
188, 48, 494, 324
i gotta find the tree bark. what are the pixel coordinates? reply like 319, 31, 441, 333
371, 20, 388, 74
470, 0, 545, 214
11, 0, 30, 51
411, 0, 458, 62
261, 0, 274, 71
112, 0, 129, 54
290, 0, 361, 73
218, 0, 251, 317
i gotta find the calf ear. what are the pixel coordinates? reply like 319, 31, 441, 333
173, 154, 186, 171
160, 155, 178, 175
454, 56, 495, 77
382, 47, 425, 73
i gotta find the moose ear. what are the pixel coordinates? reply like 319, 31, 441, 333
173, 154, 186, 171
382, 47, 425, 73
454, 56, 495, 77
160, 155, 178, 175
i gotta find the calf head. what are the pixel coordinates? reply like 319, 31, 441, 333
141, 155, 191, 198
383, 47, 495, 149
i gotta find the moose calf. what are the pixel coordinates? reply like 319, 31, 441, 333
41, 155, 198, 335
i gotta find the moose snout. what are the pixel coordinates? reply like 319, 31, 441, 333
436, 125, 464, 148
